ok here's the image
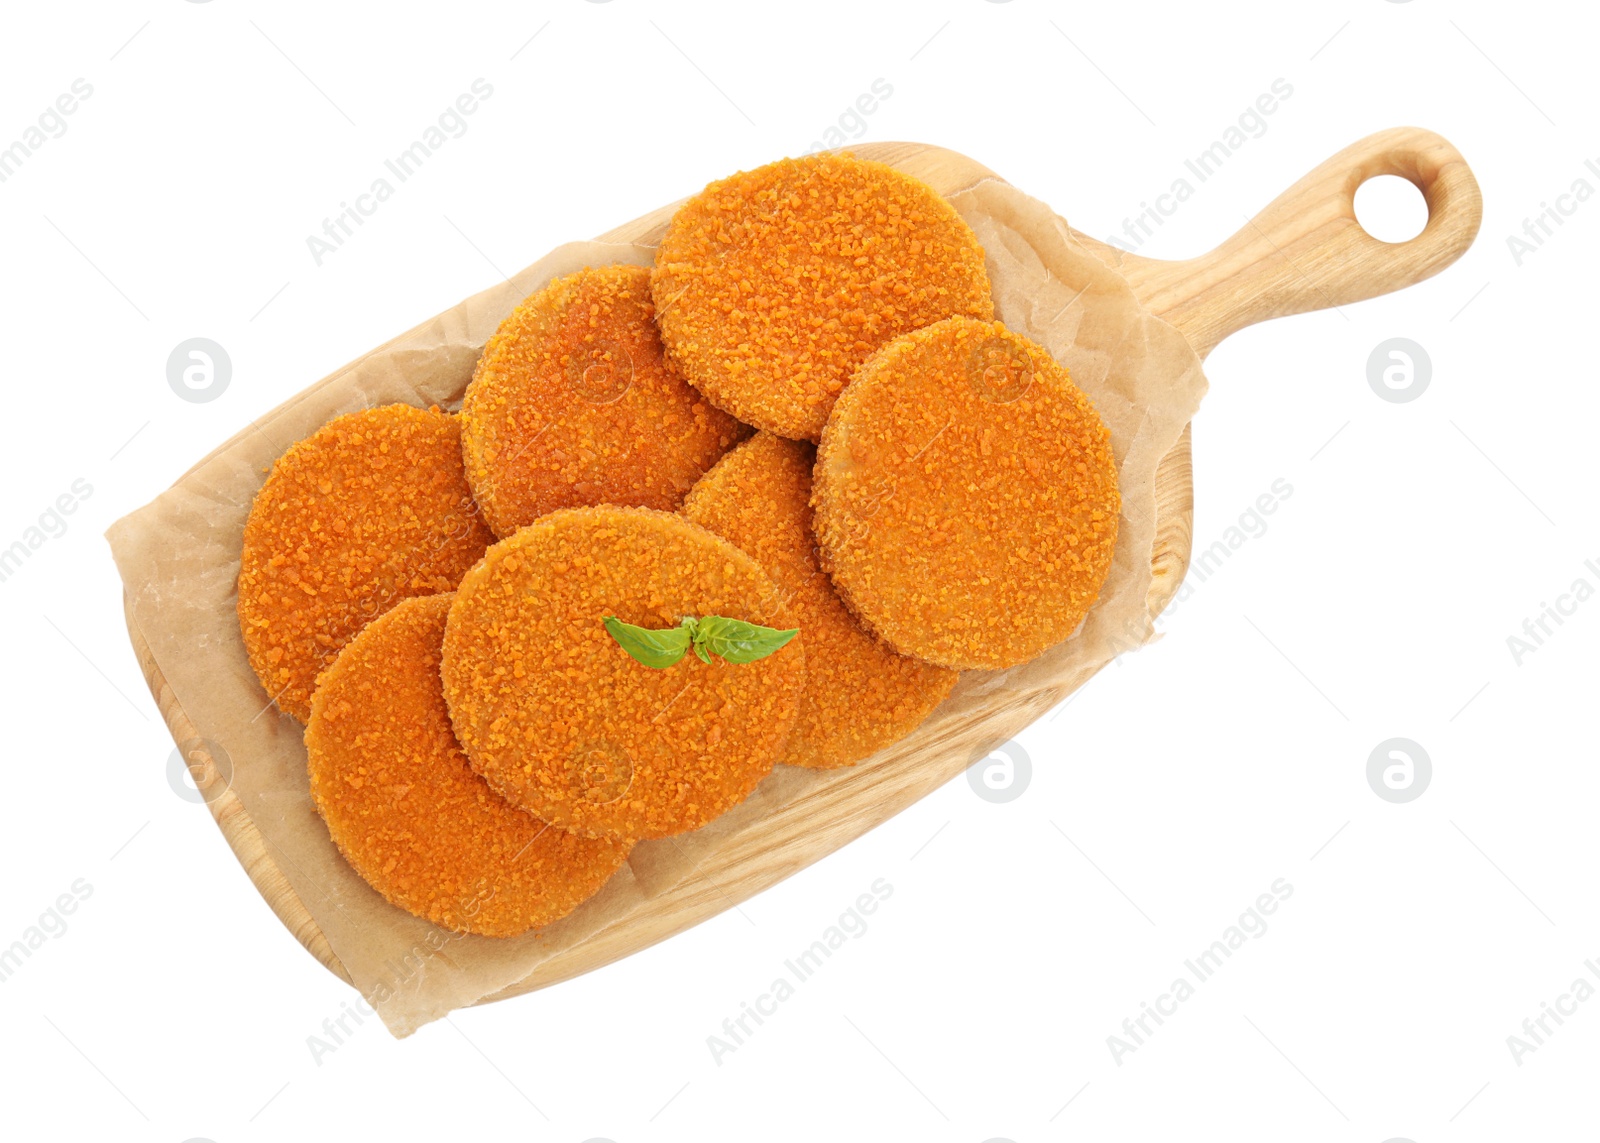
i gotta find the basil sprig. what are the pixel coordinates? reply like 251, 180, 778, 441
603, 615, 798, 669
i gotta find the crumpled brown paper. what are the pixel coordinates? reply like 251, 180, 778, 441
107, 172, 1207, 1037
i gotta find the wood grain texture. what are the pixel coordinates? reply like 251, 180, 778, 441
130, 130, 1480, 998
1094, 126, 1483, 359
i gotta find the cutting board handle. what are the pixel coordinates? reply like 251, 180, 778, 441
1117, 126, 1483, 359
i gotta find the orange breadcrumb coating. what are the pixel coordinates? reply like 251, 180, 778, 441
306, 595, 630, 937
651, 153, 994, 441
812, 317, 1120, 670
683, 433, 956, 768
237, 404, 494, 722
461, 264, 749, 538
440, 507, 804, 841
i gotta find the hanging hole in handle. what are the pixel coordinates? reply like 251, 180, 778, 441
1354, 174, 1429, 243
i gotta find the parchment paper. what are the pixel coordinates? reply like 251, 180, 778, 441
107, 176, 1208, 1037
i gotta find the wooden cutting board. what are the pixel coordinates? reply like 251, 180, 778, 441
128, 127, 1481, 998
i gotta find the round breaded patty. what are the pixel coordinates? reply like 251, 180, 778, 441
812, 318, 1120, 670
683, 432, 956, 768
461, 264, 748, 538
306, 595, 630, 937
652, 153, 994, 441
440, 507, 804, 841
238, 404, 494, 723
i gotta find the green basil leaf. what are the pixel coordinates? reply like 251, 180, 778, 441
681, 615, 709, 663
603, 614, 797, 668
695, 615, 800, 664
603, 616, 691, 668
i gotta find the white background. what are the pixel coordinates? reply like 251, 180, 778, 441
1, 1, 1594, 1140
